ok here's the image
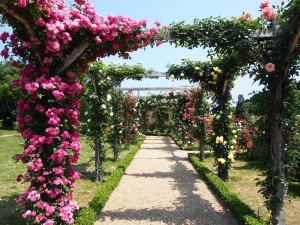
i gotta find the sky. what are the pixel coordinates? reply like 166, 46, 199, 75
87, 0, 271, 102
1, 0, 282, 102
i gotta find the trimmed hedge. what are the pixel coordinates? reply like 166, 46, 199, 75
169, 133, 184, 149
74, 136, 145, 225
169, 133, 199, 151
188, 153, 267, 225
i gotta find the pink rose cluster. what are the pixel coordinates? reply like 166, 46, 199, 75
120, 94, 139, 144
200, 117, 211, 124
14, 65, 83, 224
239, 12, 252, 20
0, 0, 164, 224
260, 0, 277, 20
8, 0, 161, 62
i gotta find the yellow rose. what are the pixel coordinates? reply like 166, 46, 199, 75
213, 54, 219, 60
217, 158, 226, 164
228, 151, 235, 162
213, 66, 222, 73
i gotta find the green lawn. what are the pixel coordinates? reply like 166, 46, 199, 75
202, 155, 300, 225
0, 135, 26, 225
0, 135, 140, 225
0, 129, 19, 136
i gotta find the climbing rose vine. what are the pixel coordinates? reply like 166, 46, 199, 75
0, 0, 162, 224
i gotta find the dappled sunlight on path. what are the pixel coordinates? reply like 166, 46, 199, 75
95, 136, 239, 225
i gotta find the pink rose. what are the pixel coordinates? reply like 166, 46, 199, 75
53, 166, 64, 175
36, 104, 45, 113
260, 0, 269, 9
262, 7, 276, 20
27, 190, 41, 202
48, 117, 61, 126
201, 117, 211, 124
17, 0, 27, 7
265, 63, 275, 72
0, 32, 9, 43
154, 21, 161, 26
22, 210, 32, 219
52, 90, 64, 101
75, 0, 87, 4
187, 108, 195, 113
36, 18, 45, 27
46, 39, 61, 52
239, 12, 252, 20
1, 47, 9, 59
43, 219, 55, 225
43, 57, 53, 64
22, 41, 30, 47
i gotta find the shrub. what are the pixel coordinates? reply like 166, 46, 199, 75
188, 153, 267, 225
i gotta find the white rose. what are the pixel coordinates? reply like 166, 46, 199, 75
90, 94, 98, 99
101, 104, 106, 109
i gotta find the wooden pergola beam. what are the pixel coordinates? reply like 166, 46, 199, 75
143, 71, 167, 78
160, 29, 276, 41
116, 86, 193, 92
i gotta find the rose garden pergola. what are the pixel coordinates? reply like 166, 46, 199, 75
0, 0, 299, 224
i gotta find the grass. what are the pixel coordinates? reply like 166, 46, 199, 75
0, 135, 26, 225
0, 134, 143, 225
0, 129, 19, 136
74, 137, 141, 207
201, 154, 300, 225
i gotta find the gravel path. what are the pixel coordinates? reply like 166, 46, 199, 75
95, 136, 239, 225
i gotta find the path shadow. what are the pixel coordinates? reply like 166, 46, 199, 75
231, 161, 265, 171
74, 157, 97, 180
0, 194, 24, 225
99, 136, 239, 225
288, 181, 300, 198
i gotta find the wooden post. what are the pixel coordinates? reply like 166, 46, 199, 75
269, 74, 287, 225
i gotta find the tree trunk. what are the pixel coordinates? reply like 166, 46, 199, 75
199, 136, 205, 161
218, 167, 229, 181
270, 77, 287, 225
113, 137, 120, 161
95, 141, 105, 182
216, 79, 230, 182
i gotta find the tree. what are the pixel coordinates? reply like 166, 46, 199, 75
235, 94, 247, 119
0, 62, 20, 128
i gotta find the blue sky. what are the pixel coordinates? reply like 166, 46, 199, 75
1, 0, 281, 101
